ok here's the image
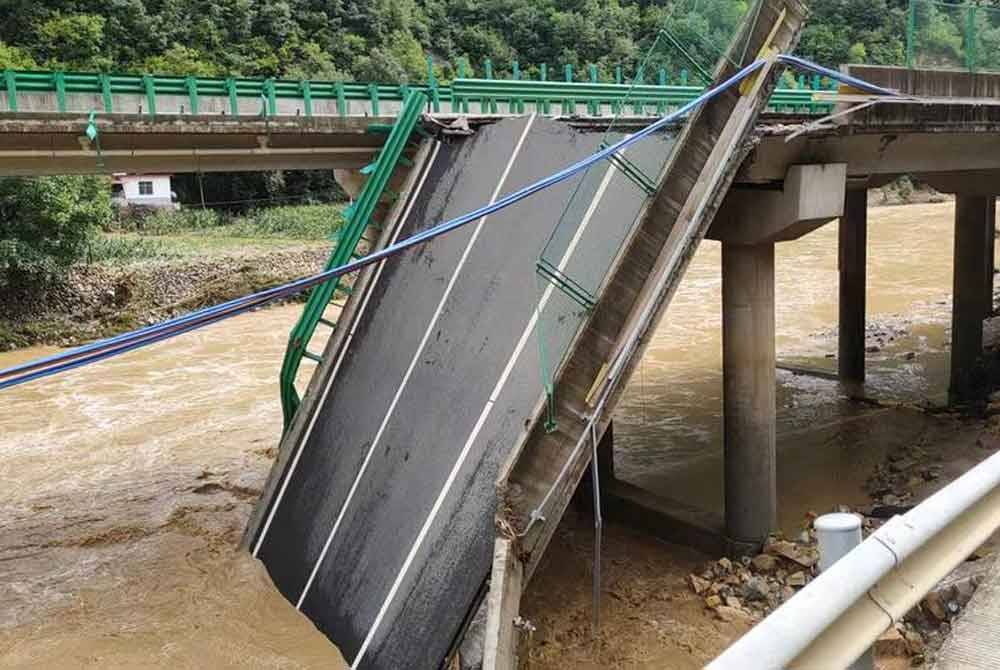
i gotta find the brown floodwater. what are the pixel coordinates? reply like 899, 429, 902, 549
614, 201, 970, 533
0, 201, 975, 666
0, 304, 346, 668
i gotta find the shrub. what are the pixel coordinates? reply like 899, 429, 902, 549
0, 176, 112, 289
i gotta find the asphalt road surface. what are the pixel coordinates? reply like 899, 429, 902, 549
250, 115, 675, 669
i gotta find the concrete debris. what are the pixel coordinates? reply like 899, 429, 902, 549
786, 571, 807, 587
689, 574, 711, 595
714, 605, 752, 624
689, 527, 821, 622
750, 554, 777, 573
875, 626, 908, 656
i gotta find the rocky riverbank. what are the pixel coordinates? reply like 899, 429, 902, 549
0, 245, 330, 351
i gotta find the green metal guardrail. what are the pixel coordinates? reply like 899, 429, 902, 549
279, 89, 428, 428
1, 64, 835, 118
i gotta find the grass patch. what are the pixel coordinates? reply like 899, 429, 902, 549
111, 203, 346, 240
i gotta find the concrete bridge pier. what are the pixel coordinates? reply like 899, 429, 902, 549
709, 163, 846, 553
721, 242, 777, 551
838, 183, 868, 395
950, 193, 993, 403
921, 174, 998, 404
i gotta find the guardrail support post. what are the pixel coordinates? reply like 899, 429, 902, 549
815, 513, 873, 669
722, 241, 777, 554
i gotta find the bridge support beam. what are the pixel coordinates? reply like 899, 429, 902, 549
838, 185, 868, 394
950, 194, 993, 404
722, 242, 777, 553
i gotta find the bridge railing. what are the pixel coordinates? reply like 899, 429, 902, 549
1, 67, 836, 119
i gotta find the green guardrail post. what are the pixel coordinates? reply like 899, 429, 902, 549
632, 64, 644, 115
335, 81, 347, 117
3, 69, 16, 112
906, 0, 916, 69
484, 59, 497, 113
587, 64, 599, 116
142, 75, 157, 116
563, 64, 574, 115
54, 71, 67, 112
426, 55, 441, 113
511, 60, 522, 114
264, 77, 277, 116
539, 63, 550, 115
185, 76, 199, 115
367, 82, 380, 116
99, 73, 113, 113
680, 69, 689, 86
226, 77, 239, 115
657, 68, 667, 115
300, 80, 313, 116
455, 59, 467, 113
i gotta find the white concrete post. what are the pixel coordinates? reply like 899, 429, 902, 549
815, 513, 873, 670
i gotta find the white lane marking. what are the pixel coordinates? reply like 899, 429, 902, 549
253, 141, 442, 557
295, 114, 539, 609
350, 145, 623, 668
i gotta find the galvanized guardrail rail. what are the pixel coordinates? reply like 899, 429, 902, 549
708, 449, 1000, 669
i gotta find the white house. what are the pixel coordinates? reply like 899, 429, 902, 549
111, 174, 178, 209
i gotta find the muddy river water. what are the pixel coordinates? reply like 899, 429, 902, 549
0, 202, 973, 666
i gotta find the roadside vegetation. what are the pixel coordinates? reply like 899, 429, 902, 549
1, 173, 342, 291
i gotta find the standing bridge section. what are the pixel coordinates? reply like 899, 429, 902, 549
0, 65, 834, 176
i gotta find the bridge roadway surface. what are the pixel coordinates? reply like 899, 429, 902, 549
248, 115, 674, 669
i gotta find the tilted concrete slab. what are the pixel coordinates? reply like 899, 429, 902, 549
498, 0, 808, 584
244, 116, 676, 669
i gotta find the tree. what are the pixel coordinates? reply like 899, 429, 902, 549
142, 44, 220, 76
0, 41, 36, 69
0, 176, 112, 289
36, 13, 111, 70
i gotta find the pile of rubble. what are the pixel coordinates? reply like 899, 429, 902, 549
688, 532, 819, 625
864, 441, 942, 512
687, 504, 989, 666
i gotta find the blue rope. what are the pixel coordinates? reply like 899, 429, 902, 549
0, 55, 898, 391
776, 54, 899, 97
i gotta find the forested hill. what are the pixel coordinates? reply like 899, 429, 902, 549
0, 0, 905, 83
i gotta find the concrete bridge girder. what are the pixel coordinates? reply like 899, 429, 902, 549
710, 163, 847, 244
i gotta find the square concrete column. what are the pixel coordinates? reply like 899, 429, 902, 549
950, 194, 993, 404
838, 187, 867, 392
722, 242, 776, 552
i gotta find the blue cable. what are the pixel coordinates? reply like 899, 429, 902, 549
0, 55, 899, 391
776, 54, 900, 97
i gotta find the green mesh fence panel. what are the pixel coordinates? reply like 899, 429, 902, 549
907, 0, 1000, 73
